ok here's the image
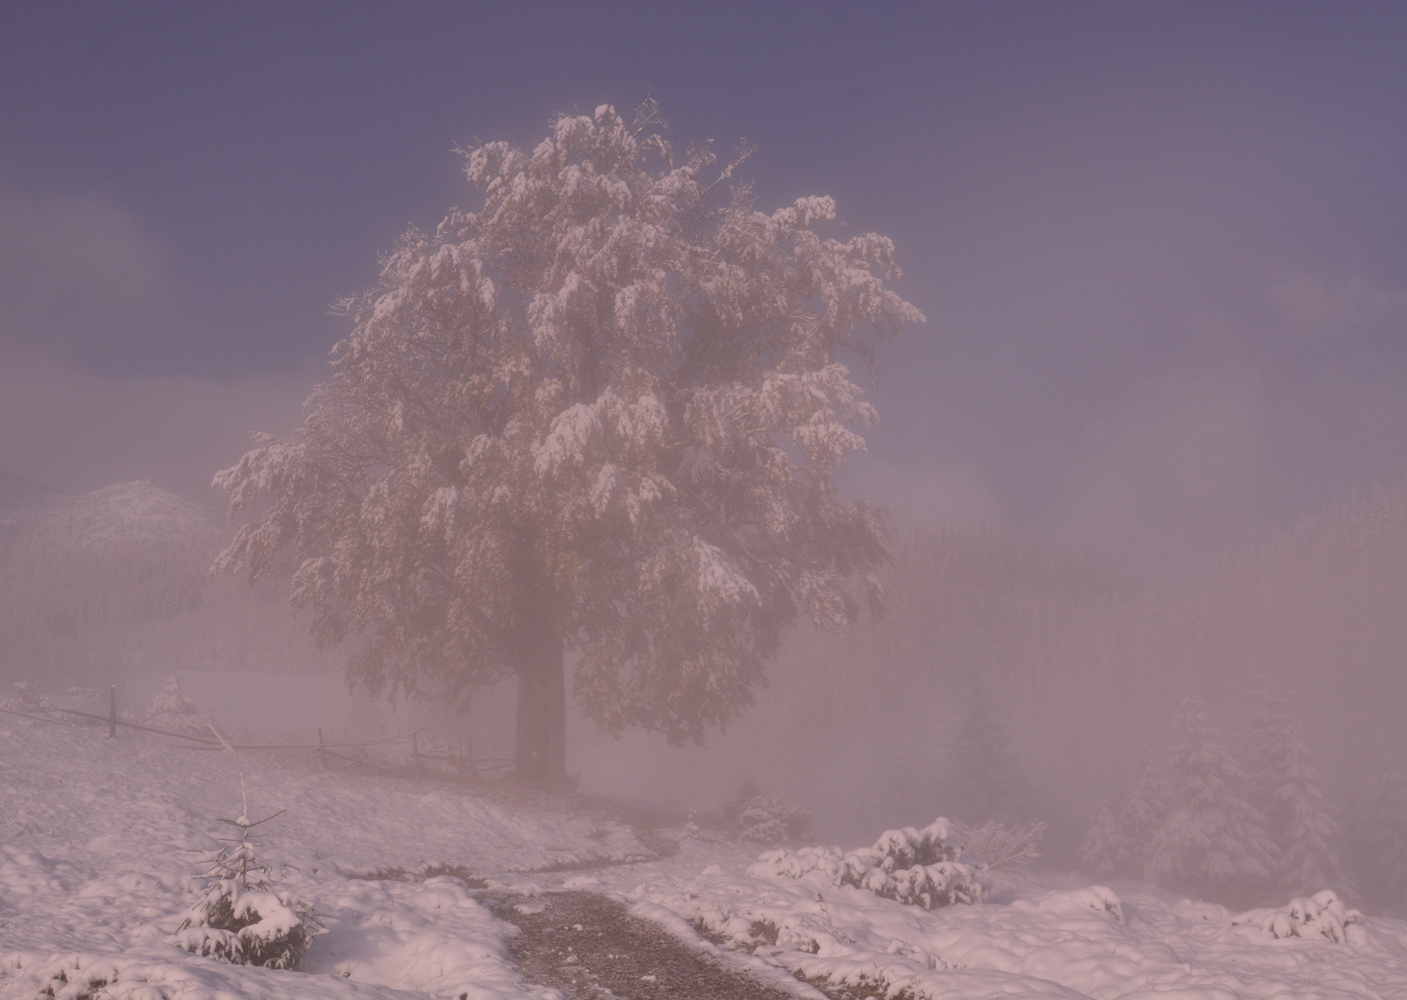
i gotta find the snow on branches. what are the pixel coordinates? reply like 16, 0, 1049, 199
175, 779, 317, 970
752, 818, 990, 910
212, 101, 923, 757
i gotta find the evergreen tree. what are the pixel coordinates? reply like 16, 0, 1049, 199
1243, 686, 1345, 899
948, 689, 1024, 823
1079, 796, 1127, 876
212, 101, 922, 785
1351, 755, 1407, 916
1149, 697, 1278, 906
1119, 759, 1172, 875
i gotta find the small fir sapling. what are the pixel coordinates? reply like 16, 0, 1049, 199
150, 676, 198, 715
175, 777, 317, 970
147, 676, 209, 737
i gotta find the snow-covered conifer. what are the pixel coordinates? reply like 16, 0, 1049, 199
1119, 760, 1172, 873
176, 780, 316, 969
725, 780, 810, 845
1350, 755, 1407, 916
1149, 697, 1278, 907
1242, 686, 1345, 899
948, 689, 1025, 823
211, 101, 923, 785
1079, 797, 1128, 876
753, 818, 990, 909
150, 676, 198, 716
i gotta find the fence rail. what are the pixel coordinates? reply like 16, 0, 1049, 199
0, 686, 513, 781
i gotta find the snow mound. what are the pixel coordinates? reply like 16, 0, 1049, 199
1034, 885, 1124, 923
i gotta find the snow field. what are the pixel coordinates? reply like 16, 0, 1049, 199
581, 841, 1407, 1000
7, 715, 1407, 1000
0, 718, 642, 1000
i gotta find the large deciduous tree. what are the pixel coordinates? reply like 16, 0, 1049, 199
213, 102, 922, 785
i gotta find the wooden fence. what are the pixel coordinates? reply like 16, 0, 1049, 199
0, 685, 513, 780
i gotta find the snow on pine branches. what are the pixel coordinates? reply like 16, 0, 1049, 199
1149, 697, 1279, 908
1242, 685, 1348, 900
212, 100, 923, 783
751, 817, 990, 910
723, 779, 811, 845
1080, 691, 1356, 910
175, 779, 317, 970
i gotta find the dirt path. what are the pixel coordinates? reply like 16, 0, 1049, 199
486, 890, 798, 1000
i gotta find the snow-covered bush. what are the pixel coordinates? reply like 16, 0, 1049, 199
725, 780, 811, 845
3, 680, 52, 712
953, 818, 1046, 870
175, 782, 316, 970
751, 817, 990, 909
1232, 889, 1366, 944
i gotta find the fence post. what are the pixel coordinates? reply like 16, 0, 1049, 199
318, 728, 327, 769
411, 729, 421, 775
108, 686, 117, 739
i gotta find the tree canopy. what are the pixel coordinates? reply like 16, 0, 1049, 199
213, 102, 923, 783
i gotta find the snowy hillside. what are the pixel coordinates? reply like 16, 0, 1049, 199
4, 715, 1407, 1000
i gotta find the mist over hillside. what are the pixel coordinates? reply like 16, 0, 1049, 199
0, 478, 340, 699
4, 473, 1405, 879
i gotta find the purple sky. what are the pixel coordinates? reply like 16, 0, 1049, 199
1, 1, 1404, 581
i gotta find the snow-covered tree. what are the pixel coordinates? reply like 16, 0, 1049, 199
1118, 760, 1172, 875
212, 101, 923, 785
176, 782, 316, 970
1350, 755, 1407, 916
947, 688, 1026, 823
1079, 797, 1128, 876
150, 676, 198, 716
1242, 686, 1346, 899
1148, 697, 1278, 906
1080, 758, 1170, 878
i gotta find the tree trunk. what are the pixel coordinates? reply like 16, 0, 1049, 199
514, 629, 568, 788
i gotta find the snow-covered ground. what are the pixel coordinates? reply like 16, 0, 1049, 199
4, 714, 1407, 1000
